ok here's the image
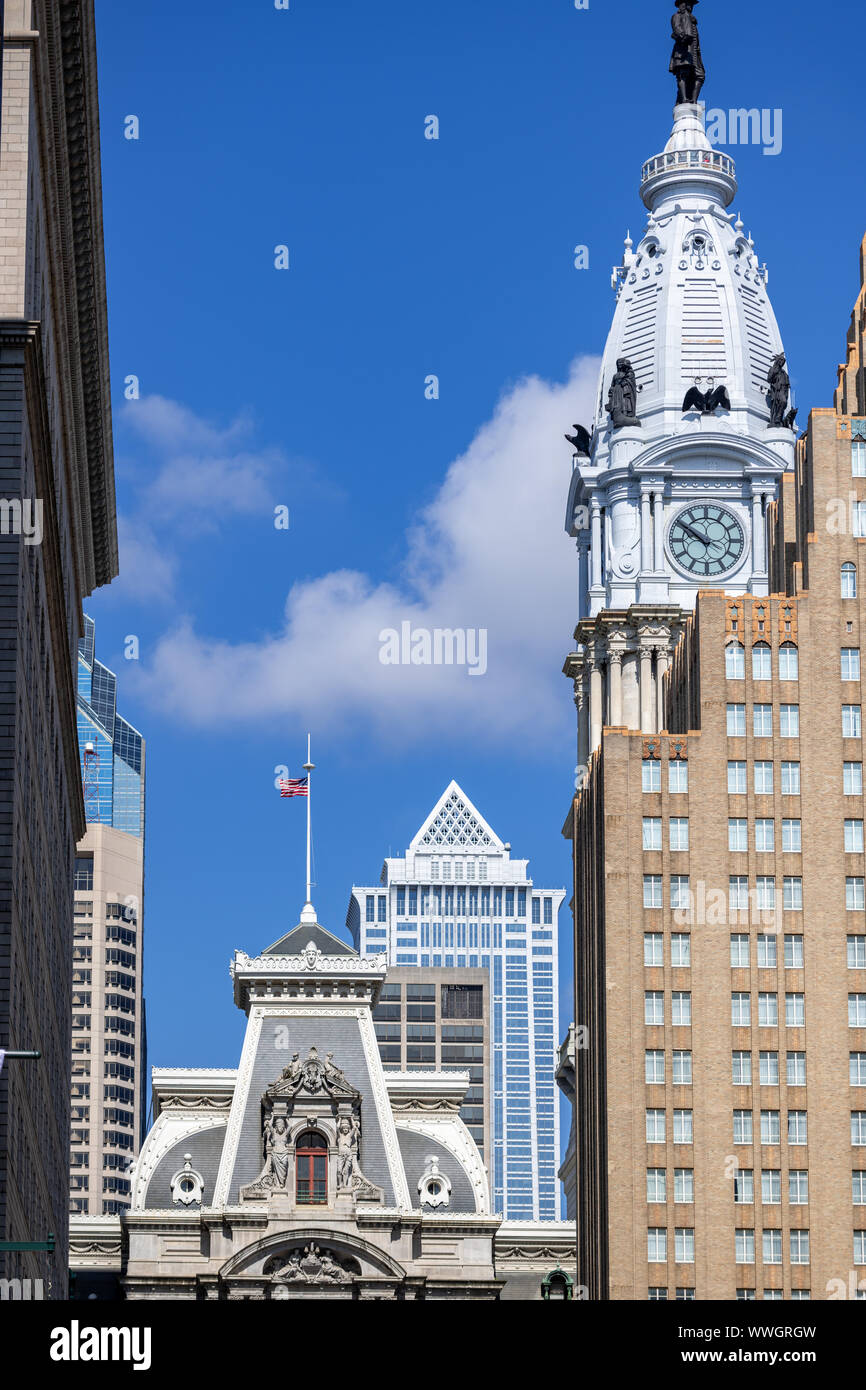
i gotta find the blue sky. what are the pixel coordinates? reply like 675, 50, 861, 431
90, 0, 866, 1121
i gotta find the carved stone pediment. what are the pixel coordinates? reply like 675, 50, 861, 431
265, 1244, 358, 1287
271, 1046, 358, 1101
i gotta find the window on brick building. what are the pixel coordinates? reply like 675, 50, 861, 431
752, 643, 772, 680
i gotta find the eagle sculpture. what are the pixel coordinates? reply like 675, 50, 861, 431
564, 423, 592, 456
681, 382, 732, 415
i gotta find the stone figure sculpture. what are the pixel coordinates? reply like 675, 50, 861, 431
268, 1244, 354, 1286
336, 1115, 361, 1190
246, 1114, 290, 1194
607, 358, 641, 428
670, 1, 705, 106
767, 353, 792, 427
335, 1114, 380, 1199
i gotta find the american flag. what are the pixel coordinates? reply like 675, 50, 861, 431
279, 776, 309, 798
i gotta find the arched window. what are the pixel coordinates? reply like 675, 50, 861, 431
295, 1131, 328, 1205
726, 643, 745, 679
779, 643, 799, 681
843, 562, 858, 599
752, 643, 772, 681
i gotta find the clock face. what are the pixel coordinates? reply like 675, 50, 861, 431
668, 503, 746, 578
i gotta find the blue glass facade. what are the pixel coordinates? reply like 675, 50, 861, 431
77, 615, 145, 837
347, 781, 564, 1220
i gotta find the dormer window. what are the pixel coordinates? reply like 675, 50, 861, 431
295, 1131, 328, 1206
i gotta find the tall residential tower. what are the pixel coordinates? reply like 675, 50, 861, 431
348, 782, 564, 1221
71, 615, 146, 1217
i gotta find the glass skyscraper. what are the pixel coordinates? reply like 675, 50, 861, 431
347, 781, 564, 1221
77, 615, 144, 836
71, 616, 146, 1217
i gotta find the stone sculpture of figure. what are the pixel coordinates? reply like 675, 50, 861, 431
336, 1116, 359, 1190
324, 1053, 346, 1088
281, 1052, 303, 1089
670, 1, 705, 106
607, 358, 641, 428
251, 1114, 290, 1191
767, 353, 791, 427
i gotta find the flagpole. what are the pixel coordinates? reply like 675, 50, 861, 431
300, 733, 316, 923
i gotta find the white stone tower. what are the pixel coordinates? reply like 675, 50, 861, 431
564, 96, 796, 765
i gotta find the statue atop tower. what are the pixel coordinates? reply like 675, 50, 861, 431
670, 1, 705, 105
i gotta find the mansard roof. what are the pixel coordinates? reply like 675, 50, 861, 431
262, 921, 357, 957
409, 780, 505, 853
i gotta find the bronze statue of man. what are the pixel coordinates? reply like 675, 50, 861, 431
607, 359, 640, 429
767, 353, 791, 427
670, 1, 705, 106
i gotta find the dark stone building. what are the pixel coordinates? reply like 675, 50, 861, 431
0, 0, 117, 1296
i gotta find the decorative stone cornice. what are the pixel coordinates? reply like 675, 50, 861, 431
494, 1219, 577, 1265
69, 1214, 122, 1268
52, 0, 118, 591
385, 1071, 469, 1113
152, 1067, 237, 1118
230, 945, 388, 1011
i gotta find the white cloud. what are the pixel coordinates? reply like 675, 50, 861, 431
122, 394, 279, 523
112, 517, 177, 604
132, 357, 599, 746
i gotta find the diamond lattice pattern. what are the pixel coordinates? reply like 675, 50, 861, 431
419, 792, 493, 847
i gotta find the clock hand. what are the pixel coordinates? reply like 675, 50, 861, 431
681, 520, 726, 552
680, 520, 713, 546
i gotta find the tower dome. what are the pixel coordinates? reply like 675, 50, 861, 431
564, 5, 798, 757
592, 102, 789, 463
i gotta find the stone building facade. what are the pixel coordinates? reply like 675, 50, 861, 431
71, 920, 574, 1299
0, 0, 116, 1296
566, 238, 866, 1300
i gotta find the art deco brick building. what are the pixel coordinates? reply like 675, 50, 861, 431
0, 1, 117, 1295
563, 12, 866, 1300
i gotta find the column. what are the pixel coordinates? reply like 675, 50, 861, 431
590, 656, 603, 752
609, 652, 624, 727
590, 497, 603, 590
577, 535, 590, 618
656, 644, 670, 733
639, 642, 654, 734
652, 490, 664, 573
751, 491, 765, 574
640, 489, 652, 573
576, 671, 589, 774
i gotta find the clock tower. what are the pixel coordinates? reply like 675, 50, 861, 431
564, 16, 796, 762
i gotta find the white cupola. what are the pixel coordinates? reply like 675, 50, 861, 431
566, 100, 796, 617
